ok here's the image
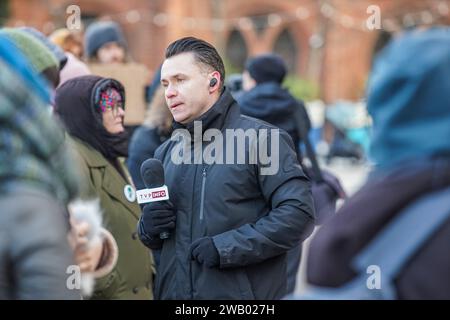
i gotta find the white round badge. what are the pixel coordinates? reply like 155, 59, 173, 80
124, 184, 136, 202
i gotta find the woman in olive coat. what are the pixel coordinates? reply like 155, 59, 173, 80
54, 75, 155, 299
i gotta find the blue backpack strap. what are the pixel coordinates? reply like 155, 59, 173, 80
352, 186, 450, 285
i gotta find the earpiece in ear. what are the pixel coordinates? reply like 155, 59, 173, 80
209, 78, 218, 87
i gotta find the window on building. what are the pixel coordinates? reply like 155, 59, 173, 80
0, 0, 10, 27
225, 29, 248, 72
81, 13, 100, 28
273, 28, 298, 74
249, 15, 268, 36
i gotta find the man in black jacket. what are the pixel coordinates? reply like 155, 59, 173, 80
238, 54, 314, 293
138, 37, 314, 299
238, 53, 311, 161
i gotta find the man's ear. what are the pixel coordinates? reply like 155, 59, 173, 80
208, 71, 221, 93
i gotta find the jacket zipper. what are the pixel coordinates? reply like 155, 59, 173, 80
199, 166, 207, 220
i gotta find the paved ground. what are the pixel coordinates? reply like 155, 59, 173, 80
323, 158, 372, 196
293, 158, 372, 295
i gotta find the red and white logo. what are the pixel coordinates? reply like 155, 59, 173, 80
136, 185, 169, 204
152, 190, 166, 198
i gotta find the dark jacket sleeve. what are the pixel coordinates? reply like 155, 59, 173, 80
213, 130, 315, 268
4, 194, 81, 299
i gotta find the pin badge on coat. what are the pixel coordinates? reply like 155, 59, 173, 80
124, 184, 136, 202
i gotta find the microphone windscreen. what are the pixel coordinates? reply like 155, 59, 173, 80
140, 158, 165, 188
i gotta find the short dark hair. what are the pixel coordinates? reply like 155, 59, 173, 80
165, 37, 225, 90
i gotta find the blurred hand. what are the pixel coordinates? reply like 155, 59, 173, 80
68, 218, 103, 273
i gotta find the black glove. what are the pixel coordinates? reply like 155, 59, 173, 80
190, 237, 220, 268
138, 200, 176, 249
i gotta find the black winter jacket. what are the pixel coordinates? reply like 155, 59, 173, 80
237, 82, 311, 160
150, 89, 314, 299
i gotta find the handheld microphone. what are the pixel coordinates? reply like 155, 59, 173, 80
137, 159, 170, 239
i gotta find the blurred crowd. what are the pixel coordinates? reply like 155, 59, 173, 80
0, 19, 449, 300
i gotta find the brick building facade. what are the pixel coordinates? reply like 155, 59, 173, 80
4, 0, 449, 102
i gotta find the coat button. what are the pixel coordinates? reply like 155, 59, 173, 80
133, 287, 139, 294
132, 232, 138, 240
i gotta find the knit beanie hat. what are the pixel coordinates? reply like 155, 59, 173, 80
84, 21, 127, 59
0, 28, 59, 73
20, 27, 67, 69
245, 53, 287, 84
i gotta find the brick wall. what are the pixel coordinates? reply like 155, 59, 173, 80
6, 0, 450, 102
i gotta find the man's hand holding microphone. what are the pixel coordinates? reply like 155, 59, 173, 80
137, 159, 176, 250
136, 158, 220, 268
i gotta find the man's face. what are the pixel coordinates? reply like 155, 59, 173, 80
161, 52, 213, 124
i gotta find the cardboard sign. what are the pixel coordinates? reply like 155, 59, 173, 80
89, 63, 150, 126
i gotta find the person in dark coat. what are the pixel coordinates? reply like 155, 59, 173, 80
54, 75, 155, 299
238, 53, 311, 161
306, 27, 450, 299
238, 54, 314, 293
128, 86, 172, 191
137, 37, 315, 299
